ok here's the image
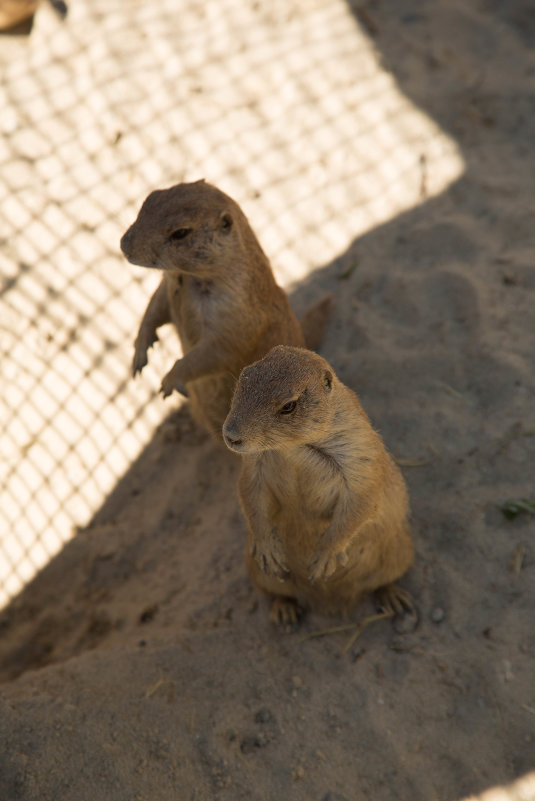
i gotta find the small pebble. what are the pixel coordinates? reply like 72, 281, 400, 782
430, 607, 445, 624
393, 609, 419, 634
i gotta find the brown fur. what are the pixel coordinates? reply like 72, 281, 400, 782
120, 180, 330, 437
223, 346, 414, 622
0, 0, 39, 29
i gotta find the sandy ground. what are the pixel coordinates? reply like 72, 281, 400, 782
1, 1, 535, 800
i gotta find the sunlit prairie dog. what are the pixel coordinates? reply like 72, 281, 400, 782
0, 0, 39, 29
223, 346, 414, 623
120, 180, 331, 437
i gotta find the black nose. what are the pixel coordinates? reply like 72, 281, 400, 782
120, 229, 132, 256
223, 423, 242, 447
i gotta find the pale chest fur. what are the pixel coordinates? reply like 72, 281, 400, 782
165, 272, 236, 351
252, 447, 345, 531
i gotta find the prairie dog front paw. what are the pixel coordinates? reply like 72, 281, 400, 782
132, 328, 161, 376
132, 342, 150, 376
250, 534, 288, 580
160, 362, 188, 398
308, 547, 348, 583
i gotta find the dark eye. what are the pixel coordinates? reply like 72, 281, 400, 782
279, 400, 297, 415
169, 228, 191, 241
220, 213, 232, 232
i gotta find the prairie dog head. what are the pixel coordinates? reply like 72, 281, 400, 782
120, 180, 242, 274
223, 346, 336, 454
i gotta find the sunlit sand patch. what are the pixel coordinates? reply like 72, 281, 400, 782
459, 771, 535, 801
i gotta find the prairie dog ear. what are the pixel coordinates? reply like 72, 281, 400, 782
323, 370, 333, 391
220, 212, 233, 233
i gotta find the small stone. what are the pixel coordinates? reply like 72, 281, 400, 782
430, 607, 445, 624
393, 609, 419, 634
291, 675, 303, 689
293, 766, 305, 780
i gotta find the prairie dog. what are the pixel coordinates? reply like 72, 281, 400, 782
120, 180, 331, 437
223, 346, 414, 623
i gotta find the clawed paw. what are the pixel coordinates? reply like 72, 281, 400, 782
132, 334, 159, 377
160, 371, 188, 399
132, 350, 148, 377
269, 597, 302, 626
308, 548, 348, 583
160, 375, 174, 398
375, 584, 414, 617
251, 539, 288, 580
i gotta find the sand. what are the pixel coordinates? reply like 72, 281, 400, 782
1, 1, 534, 800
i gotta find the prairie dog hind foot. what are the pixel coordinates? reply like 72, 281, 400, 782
269, 596, 303, 627
374, 583, 414, 617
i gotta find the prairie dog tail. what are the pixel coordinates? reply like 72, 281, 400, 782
300, 294, 334, 351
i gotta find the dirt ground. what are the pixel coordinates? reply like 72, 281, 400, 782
1, 1, 534, 800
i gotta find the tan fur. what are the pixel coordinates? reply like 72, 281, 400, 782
299, 293, 333, 352
120, 180, 330, 437
223, 346, 414, 622
0, 0, 39, 29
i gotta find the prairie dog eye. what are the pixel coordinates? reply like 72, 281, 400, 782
279, 400, 297, 415
220, 213, 233, 232
169, 228, 191, 241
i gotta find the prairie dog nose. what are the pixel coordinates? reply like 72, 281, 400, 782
222, 421, 243, 449
224, 432, 242, 447
120, 228, 133, 256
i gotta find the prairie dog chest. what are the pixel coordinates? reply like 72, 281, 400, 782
166, 273, 228, 342
260, 448, 343, 521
